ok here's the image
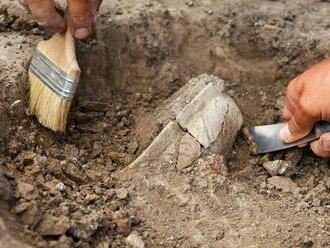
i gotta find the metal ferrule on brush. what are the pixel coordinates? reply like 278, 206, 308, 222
29, 49, 79, 100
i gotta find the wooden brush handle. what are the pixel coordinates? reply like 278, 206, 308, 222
36, 27, 80, 79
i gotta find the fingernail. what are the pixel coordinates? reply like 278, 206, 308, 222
279, 125, 291, 142
321, 138, 330, 151
74, 28, 89, 39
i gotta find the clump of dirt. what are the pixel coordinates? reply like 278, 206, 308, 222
0, 0, 330, 247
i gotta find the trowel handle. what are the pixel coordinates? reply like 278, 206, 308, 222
315, 121, 330, 135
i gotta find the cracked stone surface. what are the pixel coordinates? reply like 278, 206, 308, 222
131, 74, 243, 168
176, 133, 201, 170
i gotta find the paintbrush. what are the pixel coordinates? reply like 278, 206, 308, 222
28, 23, 80, 132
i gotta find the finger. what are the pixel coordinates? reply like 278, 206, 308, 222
310, 133, 330, 157
279, 106, 317, 143
283, 76, 302, 120
26, 0, 65, 33
68, 0, 99, 39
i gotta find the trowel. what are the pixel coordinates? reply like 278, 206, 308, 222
248, 121, 330, 154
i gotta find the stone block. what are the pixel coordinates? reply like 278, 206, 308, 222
176, 133, 201, 170
176, 79, 242, 149
130, 74, 243, 169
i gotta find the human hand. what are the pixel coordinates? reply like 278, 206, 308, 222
20, 0, 102, 39
279, 57, 330, 157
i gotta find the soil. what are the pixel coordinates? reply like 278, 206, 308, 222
0, 0, 330, 247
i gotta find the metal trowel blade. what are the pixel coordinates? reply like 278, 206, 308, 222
248, 123, 319, 154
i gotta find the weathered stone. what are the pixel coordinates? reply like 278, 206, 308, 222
36, 215, 70, 236
267, 176, 298, 193
20, 201, 42, 227
209, 97, 243, 155
130, 121, 184, 167
69, 220, 101, 240
176, 77, 242, 151
176, 80, 224, 147
126, 231, 145, 248
55, 182, 66, 192
16, 181, 36, 199
167, 74, 216, 117
116, 188, 129, 200
130, 74, 242, 168
263, 160, 297, 177
176, 133, 201, 170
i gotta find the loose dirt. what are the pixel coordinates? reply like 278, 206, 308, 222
0, 0, 329, 247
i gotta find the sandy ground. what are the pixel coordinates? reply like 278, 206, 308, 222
0, 0, 330, 247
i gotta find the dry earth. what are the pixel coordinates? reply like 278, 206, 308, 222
0, 0, 330, 247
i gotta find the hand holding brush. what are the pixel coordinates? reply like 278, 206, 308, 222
22, 0, 103, 131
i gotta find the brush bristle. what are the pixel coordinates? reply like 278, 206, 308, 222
28, 71, 72, 132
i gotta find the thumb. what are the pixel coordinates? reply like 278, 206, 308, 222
310, 133, 330, 157
279, 106, 317, 143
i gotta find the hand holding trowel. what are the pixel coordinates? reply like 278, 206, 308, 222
249, 57, 330, 156
249, 122, 330, 154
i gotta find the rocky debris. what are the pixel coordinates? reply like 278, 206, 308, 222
262, 149, 302, 177
284, 149, 303, 167
62, 162, 88, 184
131, 75, 242, 168
127, 139, 139, 155
19, 201, 41, 227
55, 182, 66, 192
304, 182, 329, 206
111, 211, 132, 236
68, 217, 112, 241
0, 217, 32, 248
126, 231, 145, 248
78, 100, 110, 112
267, 176, 298, 193
16, 151, 36, 167
176, 133, 201, 170
16, 181, 37, 200
36, 215, 70, 236
41, 179, 63, 195
0, 170, 11, 202
46, 159, 62, 177
108, 152, 135, 167
202, 154, 228, 176
262, 160, 297, 177
116, 188, 129, 200
57, 235, 73, 248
